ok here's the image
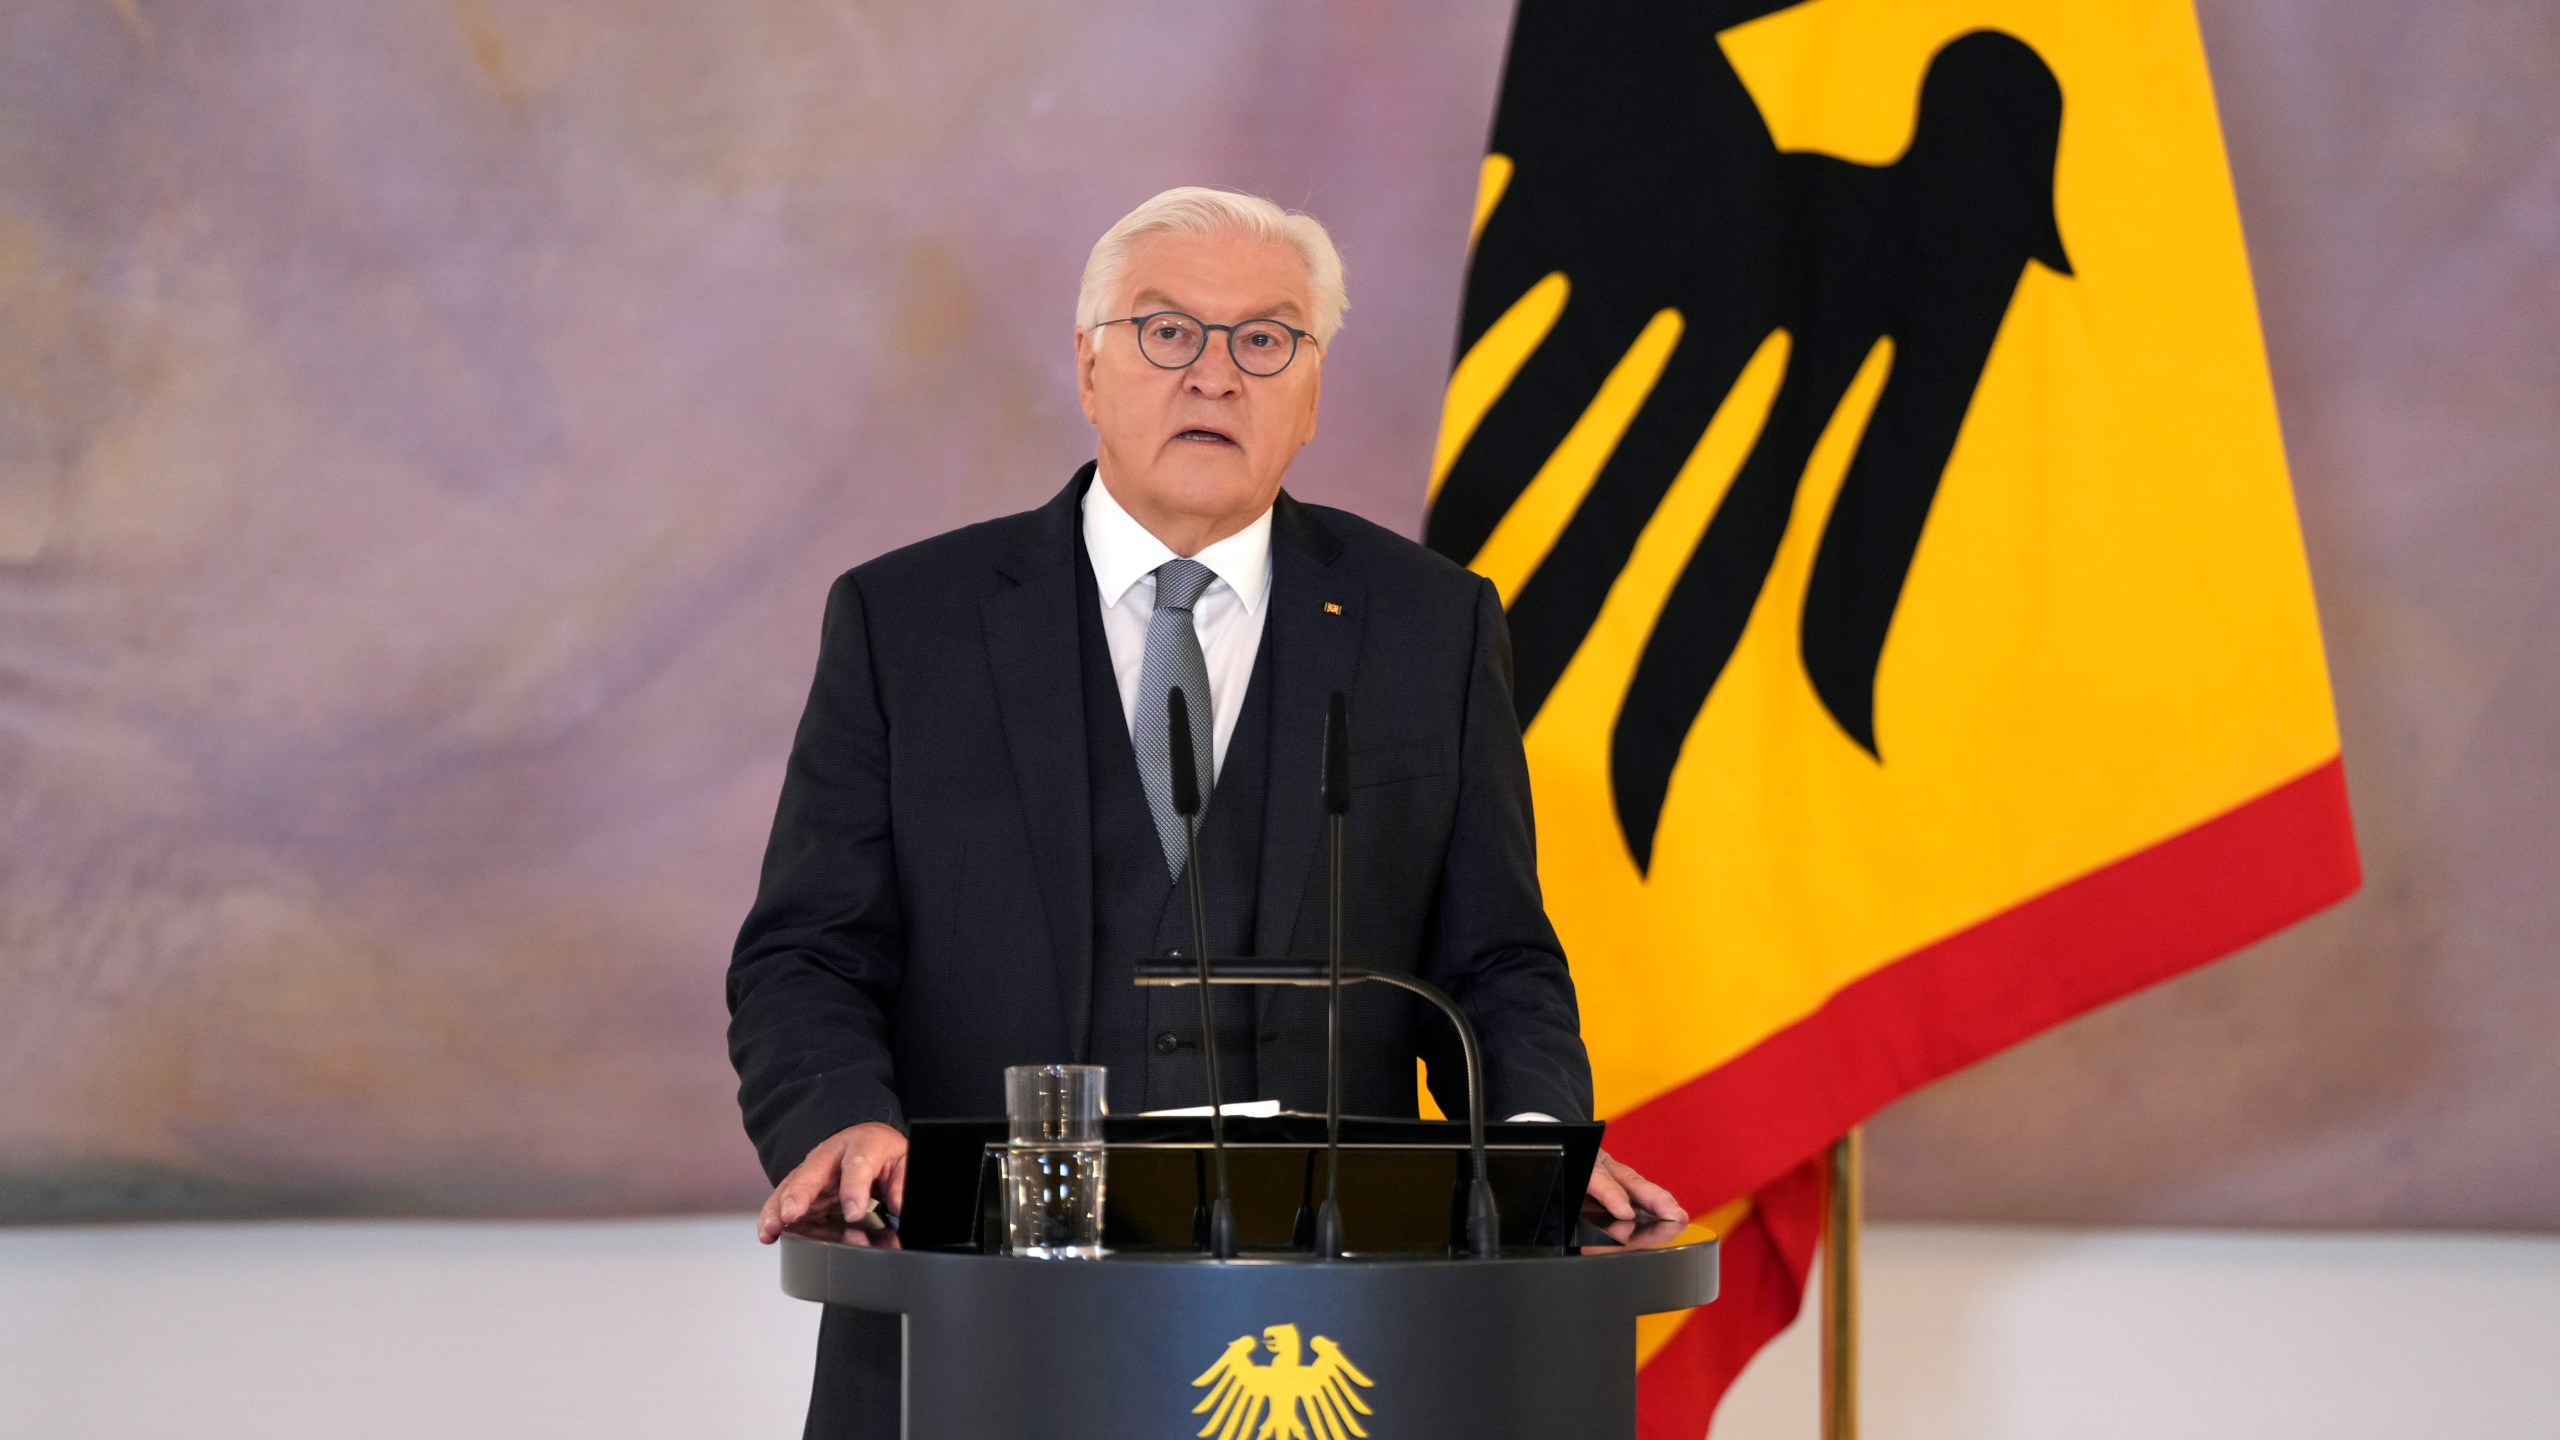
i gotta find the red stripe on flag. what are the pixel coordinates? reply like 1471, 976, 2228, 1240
1613, 758, 2354, 1435
1636, 1157, 1824, 1440
1608, 752, 2360, 1228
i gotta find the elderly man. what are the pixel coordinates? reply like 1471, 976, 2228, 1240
727, 186, 1684, 1436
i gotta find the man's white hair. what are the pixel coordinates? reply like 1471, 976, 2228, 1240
1075, 186, 1348, 346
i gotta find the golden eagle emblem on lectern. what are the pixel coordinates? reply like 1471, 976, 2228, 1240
1190, 1323, 1376, 1440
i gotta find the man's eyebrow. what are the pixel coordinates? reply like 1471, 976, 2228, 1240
1128, 289, 1308, 324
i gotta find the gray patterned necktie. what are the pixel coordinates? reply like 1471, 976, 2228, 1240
1131, 557, 1218, 877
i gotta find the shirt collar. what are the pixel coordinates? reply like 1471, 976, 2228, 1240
1082, 471, 1274, 615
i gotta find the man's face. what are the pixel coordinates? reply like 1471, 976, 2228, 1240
1075, 230, 1323, 544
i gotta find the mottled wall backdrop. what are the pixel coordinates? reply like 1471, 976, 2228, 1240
0, 0, 2551, 1226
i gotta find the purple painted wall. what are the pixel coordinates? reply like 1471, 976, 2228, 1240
0, 0, 2550, 1226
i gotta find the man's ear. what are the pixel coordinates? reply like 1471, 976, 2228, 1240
1074, 326, 1100, 427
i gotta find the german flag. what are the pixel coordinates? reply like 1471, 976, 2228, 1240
1426, 1, 2361, 1431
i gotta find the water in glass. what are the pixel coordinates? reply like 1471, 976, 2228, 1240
1003, 1144, 1106, 1258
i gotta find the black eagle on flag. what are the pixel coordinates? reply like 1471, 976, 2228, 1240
1428, 0, 2071, 869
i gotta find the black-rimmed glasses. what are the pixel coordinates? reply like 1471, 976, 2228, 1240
1103, 310, 1317, 377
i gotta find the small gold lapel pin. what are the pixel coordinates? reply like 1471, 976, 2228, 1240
1322, 601, 1344, 615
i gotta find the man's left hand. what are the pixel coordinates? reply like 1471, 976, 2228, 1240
1584, 1149, 1688, 1225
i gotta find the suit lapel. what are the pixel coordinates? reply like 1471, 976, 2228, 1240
982, 467, 1096, 1059
1251, 494, 1364, 1006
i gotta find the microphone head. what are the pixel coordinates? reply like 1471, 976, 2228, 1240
1322, 691, 1351, 815
1166, 686, 1202, 817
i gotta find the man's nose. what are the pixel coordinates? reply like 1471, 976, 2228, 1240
1184, 337, 1244, 397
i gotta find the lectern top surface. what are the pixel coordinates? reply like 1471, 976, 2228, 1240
775, 1211, 1721, 1324
778, 1211, 1709, 1264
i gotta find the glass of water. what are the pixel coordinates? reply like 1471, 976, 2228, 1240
1002, 1063, 1106, 1258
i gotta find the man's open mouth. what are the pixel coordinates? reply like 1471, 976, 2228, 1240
1173, 427, 1237, 445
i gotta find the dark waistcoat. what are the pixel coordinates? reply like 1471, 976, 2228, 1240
1077, 540, 1273, 1119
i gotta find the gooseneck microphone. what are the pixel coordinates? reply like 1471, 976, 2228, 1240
1133, 691, 1500, 1260
1165, 686, 1239, 1259
1130, 957, 1504, 1259
1314, 691, 1352, 1259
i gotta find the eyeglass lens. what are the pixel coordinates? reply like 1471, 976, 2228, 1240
1134, 313, 1299, 376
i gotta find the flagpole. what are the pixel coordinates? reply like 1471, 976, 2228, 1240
1821, 1126, 1862, 1440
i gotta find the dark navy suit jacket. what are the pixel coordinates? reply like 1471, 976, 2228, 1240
727, 465, 1594, 1186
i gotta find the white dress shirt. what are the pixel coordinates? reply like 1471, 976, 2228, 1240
1081, 475, 1273, 784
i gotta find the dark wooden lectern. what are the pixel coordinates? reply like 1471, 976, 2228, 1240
777, 1117, 1718, 1439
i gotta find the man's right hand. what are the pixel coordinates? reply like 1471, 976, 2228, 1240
757, 1121, 909, 1244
